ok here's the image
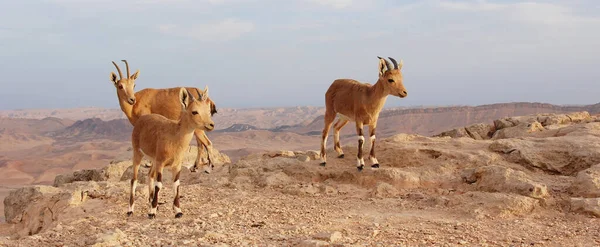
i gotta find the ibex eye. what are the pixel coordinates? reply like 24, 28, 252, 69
118, 85, 124, 89
388, 79, 394, 83
192, 111, 198, 115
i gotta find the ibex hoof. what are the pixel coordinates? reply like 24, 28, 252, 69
357, 165, 364, 172
126, 211, 133, 217
319, 162, 327, 167
175, 212, 183, 218
148, 213, 156, 219
338, 154, 345, 159
371, 164, 380, 169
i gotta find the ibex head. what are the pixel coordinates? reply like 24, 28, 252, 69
179, 86, 215, 131
110, 60, 140, 105
377, 56, 407, 98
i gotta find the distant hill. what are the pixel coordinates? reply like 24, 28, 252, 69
49, 118, 132, 141
280, 102, 600, 138
214, 124, 260, 133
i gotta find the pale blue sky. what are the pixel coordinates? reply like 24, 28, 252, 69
0, 0, 599, 109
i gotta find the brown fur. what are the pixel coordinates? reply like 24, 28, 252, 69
110, 60, 217, 173
127, 87, 214, 218
320, 57, 407, 170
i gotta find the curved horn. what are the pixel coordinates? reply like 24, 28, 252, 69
195, 88, 203, 101
121, 60, 131, 78
185, 89, 195, 102
388, 57, 398, 70
111, 61, 123, 79
377, 56, 393, 70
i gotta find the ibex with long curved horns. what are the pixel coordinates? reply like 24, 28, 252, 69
319, 56, 408, 171
110, 60, 218, 173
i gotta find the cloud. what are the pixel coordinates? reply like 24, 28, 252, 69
306, 0, 353, 9
437, 1, 600, 26
157, 19, 254, 42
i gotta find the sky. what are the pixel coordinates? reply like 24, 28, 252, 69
0, 0, 599, 110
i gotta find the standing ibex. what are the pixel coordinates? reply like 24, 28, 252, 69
110, 60, 218, 173
320, 57, 407, 171
127, 87, 215, 219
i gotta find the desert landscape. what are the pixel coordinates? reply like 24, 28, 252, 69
1, 103, 600, 246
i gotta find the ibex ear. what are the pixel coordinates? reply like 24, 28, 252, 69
130, 70, 140, 80
110, 72, 118, 84
398, 59, 403, 70
202, 86, 209, 101
377, 56, 388, 76
209, 99, 217, 116
179, 87, 189, 109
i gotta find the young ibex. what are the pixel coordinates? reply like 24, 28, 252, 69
110, 60, 218, 173
127, 87, 215, 219
320, 57, 407, 171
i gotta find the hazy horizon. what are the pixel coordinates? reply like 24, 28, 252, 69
1, 0, 599, 110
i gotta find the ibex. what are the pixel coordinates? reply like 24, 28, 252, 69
319, 57, 407, 171
127, 87, 215, 219
110, 60, 218, 173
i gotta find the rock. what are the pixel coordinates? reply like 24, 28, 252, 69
3, 185, 83, 236
434, 127, 470, 139
464, 123, 493, 140
434, 123, 492, 140
570, 198, 600, 217
570, 165, 600, 197
100, 161, 133, 182
370, 182, 399, 198
373, 169, 421, 188
494, 118, 518, 130
491, 121, 545, 140
489, 136, 600, 175
461, 165, 548, 198
53, 169, 103, 187
566, 111, 592, 123
313, 231, 342, 242
259, 172, 294, 187
451, 192, 540, 218
296, 239, 330, 247
264, 150, 296, 158
297, 154, 311, 162
187, 146, 232, 166
537, 114, 571, 126
306, 150, 320, 160
94, 229, 126, 246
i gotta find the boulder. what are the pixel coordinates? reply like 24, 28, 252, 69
3, 186, 83, 236
491, 121, 545, 140
489, 136, 600, 175
435, 127, 470, 139
53, 161, 132, 187
570, 164, 600, 197
306, 150, 320, 160
464, 123, 493, 140
461, 165, 548, 199
570, 198, 600, 217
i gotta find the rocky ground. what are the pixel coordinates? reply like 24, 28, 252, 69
2, 112, 600, 246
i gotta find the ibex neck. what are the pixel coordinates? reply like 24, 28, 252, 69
176, 114, 198, 136
367, 79, 390, 113
118, 98, 137, 125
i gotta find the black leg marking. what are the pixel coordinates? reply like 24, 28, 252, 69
175, 212, 183, 218
338, 154, 345, 158
357, 165, 364, 172
371, 164, 380, 168
127, 211, 133, 217
320, 162, 326, 167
